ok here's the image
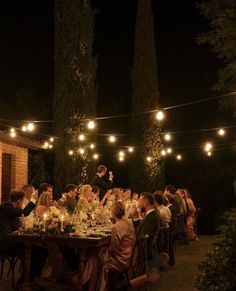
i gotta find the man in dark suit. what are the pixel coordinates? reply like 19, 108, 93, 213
58, 184, 78, 214
136, 192, 161, 238
0, 190, 48, 288
91, 164, 113, 199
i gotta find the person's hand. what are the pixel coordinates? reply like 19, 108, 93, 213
109, 173, 114, 180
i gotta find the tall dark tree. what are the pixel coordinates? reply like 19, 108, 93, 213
197, 0, 236, 115
54, 0, 96, 192
130, 0, 163, 192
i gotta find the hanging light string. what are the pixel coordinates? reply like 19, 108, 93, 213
0, 91, 235, 123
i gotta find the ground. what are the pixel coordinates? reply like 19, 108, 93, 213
0, 235, 219, 291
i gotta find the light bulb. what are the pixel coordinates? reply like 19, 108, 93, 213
87, 120, 95, 130
109, 135, 116, 143
156, 111, 164, 121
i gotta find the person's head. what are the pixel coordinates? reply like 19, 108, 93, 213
97, 165, 107, 177
80, 184, 92, 199
10, 190, 25, 208
164, 185, 176, 195
153, 192, 163, 207
139, 192, 155, 213
22, 184, 35, 201
91, 186, 100, 197
111, 201, 125, 221
65, 184, 78, 198
132, 192, 139, 200
123, 188, 131, 200
38, 183, 53, 197
112, 188, 122, 200
176, 189, 185, 199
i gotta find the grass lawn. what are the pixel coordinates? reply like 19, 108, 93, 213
152, 235, 220, 291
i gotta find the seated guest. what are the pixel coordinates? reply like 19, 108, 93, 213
36, 183, 55, 216
154, 192, 172, 227
22, 184, 35, 208
78, 184, 97, 206
136, 192, 161, 238
58, 184, 78, 214
0, 190, 48, 287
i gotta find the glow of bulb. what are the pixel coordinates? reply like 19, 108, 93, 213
87, 120, 95, 130
146, 156, 152, 162
79, 148, 85, 154
207, 151, 212, 156
218, 128, 225, 136
49, 144, 53, 149
164, 133, 171, 141
49, 137, 54, 142
109, 135, 116, 143
90, 143, 95, 149
156, 111, 164, 121
118, 151, 125, 157
44, 142, 49, 148
177, 154, 182, 160
79, 134, 85, 141
167, 148, 172, 154
128, 147, 134, 153
93, 153, 99, 160
204, 142, 213, 152
161, 150, 166, 156
69, 150, 74, 155
22, 125, 27, 132
27, 122, 35, 131
119, 156, 124, 162
10, 131, 16, 138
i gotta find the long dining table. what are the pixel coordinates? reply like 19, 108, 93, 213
9, 231, 111, 290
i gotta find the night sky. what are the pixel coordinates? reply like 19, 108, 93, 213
0, 0, 235, 191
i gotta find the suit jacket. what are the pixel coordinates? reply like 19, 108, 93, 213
136, 210, 161, 239
91, 174, 113, 199
0, 201, 35, 251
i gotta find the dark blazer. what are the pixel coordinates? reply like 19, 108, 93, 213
91, 174, 113, 199
0, 201, 35, 251
136, 210, 161, 239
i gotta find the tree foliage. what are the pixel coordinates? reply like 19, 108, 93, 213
196, 209, 236, 291
197, 0, 236, 115
53, 0, 96, 192
130, 0, 163, 192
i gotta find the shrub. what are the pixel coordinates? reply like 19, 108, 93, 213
196, 209, 236, 291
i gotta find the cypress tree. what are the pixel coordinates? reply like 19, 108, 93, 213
53, 0, 96, 192
130, 0, 163, 192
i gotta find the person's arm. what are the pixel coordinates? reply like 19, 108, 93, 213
7, 200, 36, 219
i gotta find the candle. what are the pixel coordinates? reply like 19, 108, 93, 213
60, 215, 64, 232
42, 213, 48, 232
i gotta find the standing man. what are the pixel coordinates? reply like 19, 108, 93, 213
91, 165, 113, 199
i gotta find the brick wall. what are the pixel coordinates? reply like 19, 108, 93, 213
0, 141, 28, 203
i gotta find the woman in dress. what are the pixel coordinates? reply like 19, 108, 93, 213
35, 183, 56, 216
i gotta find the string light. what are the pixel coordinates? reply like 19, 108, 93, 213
49, 137, 54, 142
90, 143, 95, 149
43, 142, 49, 149
9, 128, 16, 138
119, 156, 124, 162
167, 148, 172, 154
155, 111, 164, 121
79, 134, 85, 141
128, 146, 134, 153
93, 153, 99, 160
146, 156, 152, 162
118, 151, 125, 157
218, 128, 225, 136
79, 148, 85, 154
27, 122, 35, 131
21, 125, 27, 132
109, 135, 116, 143
207, 151, 212, 156
164, 133, 172, 141
176, 154, 182, 160
204, 142, 213, 152
161, 150, 166, 156
87, 120, 96, 130
49, 144, 53, 149
68, 150, 74, 156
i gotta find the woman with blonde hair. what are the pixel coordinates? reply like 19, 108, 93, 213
36, 183, 55, 216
